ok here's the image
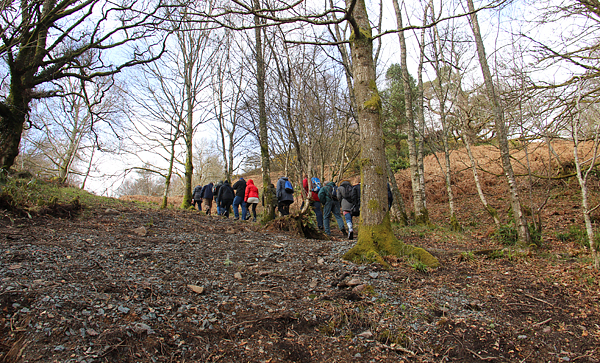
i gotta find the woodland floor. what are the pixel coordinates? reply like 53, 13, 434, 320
2, 142, 600, 362
1, 195, 599, 363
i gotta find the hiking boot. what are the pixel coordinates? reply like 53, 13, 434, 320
233, 217, 239, 221
341, 228, 347, 236
348, 230, 354, 240
253, 217, 257, 222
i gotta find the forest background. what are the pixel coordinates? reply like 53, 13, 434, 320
3, 0, 600, 262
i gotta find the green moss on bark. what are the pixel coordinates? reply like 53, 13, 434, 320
343, 214, 440, 268
415, 208, 431, 226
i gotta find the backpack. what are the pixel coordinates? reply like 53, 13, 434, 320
284, 180, 294, 193
331, 184, 339, 201
310, 177, 321, 192
351, 184, 361, 216
340, 181, 353, 202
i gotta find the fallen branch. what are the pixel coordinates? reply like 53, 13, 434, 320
533, 318, 552, 327
467, 348, 497, 361
524, 293, 554, 307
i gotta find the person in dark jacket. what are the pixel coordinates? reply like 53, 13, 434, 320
213, 181, 223, 215
318, 181, 346, 237
338, 180, 354, 239
192, 185, 203, 212
232, 177, 247, 220
276, 176, 294, 216
201, 182, 214, 215
217, 180, 235, 218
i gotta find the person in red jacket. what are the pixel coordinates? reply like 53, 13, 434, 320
244, 179, 260, 222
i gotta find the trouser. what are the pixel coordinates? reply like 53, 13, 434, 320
248, 203, 258, 220
323, 200, 345, 236
344, 211, 353, 232
195, 200, 202, 212
215, 198, 222, 215
278, 201, 291, 216
233, 196, 247, 219
203, 198, 213, 215
221, 201, 232, 217
312, 201, 324, 229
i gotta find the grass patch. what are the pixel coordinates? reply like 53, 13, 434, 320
0, 174, 153, 218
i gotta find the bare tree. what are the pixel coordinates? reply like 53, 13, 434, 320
20, 75, 123, 185
466, 0, 531, 243
393, 0, 429, 225
572, 81, 600, 268
0, 0, 167, 174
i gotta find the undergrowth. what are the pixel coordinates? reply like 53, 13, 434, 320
0, 173, 150, 217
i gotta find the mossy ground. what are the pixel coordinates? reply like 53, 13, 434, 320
343, 214, 440, 268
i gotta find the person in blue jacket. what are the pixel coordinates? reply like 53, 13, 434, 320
276, 176, 294, 216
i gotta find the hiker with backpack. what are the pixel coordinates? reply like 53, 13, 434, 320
338, 180, 355, 239
303, 176, 324, 230
192, 184, 203, 212
276, 176, 294, 216
318, 181, 347, 238
232, 177, 247, 221
217, 180, 235, 218
201, 182, 214, 215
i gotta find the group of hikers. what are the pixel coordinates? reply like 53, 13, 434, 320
192, 175, 392, 240
192, 178, 260, 221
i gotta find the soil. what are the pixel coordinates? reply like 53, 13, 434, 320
2, 141, 600, 362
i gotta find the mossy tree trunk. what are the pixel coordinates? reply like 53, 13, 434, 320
342, 0, 438, 268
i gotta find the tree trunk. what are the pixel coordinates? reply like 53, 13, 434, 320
80, 146, 95, 190
387, 160, 408, 225
463, 130, 501, 228
416, 8, 428, 213
342, 0, 438, 268
181, 77, 194, 209
430, 14, 458, 230
254, 1, 275, 223
0, 87, 27, 172
466, 0, 530, 243
573, 85, 599, 268
392, 0, 428, 225
161, 137, 177, 209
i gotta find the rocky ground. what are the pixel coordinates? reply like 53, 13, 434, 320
1, 201, 599, 363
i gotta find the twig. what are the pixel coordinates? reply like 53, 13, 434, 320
382, 344, 416, 355
519, 351, 533, 363
533, 318, 552, 327
524, 293, 554, 306
573, 351, 596, 361
466, 348, 497, 361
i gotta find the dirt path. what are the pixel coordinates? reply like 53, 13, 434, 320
1, 207, 599, 362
